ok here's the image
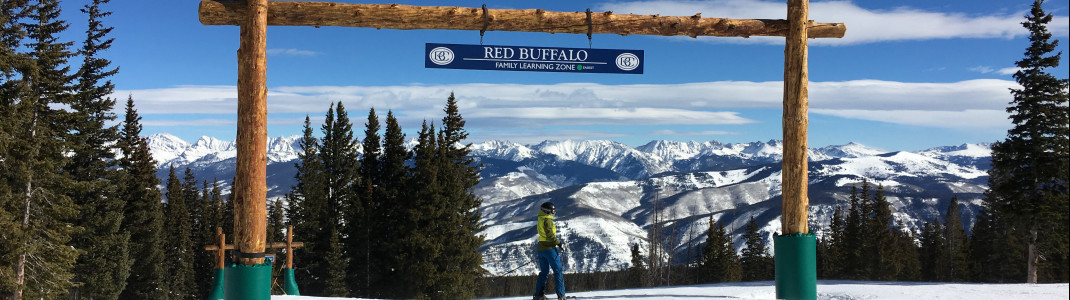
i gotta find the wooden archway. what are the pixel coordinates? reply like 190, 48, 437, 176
198, 1, 842, 299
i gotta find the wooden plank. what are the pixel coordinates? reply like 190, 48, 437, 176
199, 0, 845, 38
781, 0, 809, 235
234, 0, 269, 266
267, 242, 305, 249
205, 245, 238, 251
207, 242, 304, 251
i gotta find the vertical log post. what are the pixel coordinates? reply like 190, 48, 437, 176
227, 0, 271, 298
215, 227, 227, 269
206, 227, 228, 300
782, 0, 809, 237
234, 0, 268, 266
775, 0, 817, 299
281, 225, 301, 295
286, 226, 295, 269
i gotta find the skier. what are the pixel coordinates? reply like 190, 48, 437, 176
534, 201, 566, 300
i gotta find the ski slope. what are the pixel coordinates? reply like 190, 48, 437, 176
272, 280, 1069, 299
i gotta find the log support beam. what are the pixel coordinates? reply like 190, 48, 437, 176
234, 0, 269, 267
777, 0, 817, 299
782, 0, 809, 236
199, 0, 845, 39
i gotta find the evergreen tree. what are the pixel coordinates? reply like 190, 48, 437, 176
116, 96, 166, 299
740, 216, 773, 281
267, 198, 286, 295
323, 226, 349, 297
361, 107, 381, 186
892, 220, 921, 281
267, 198, 285, 251
397, 121, 445, 299
431, 93, 486, 298
193, 180, 218, 297
222, 178, 235, 246
0, 0, 20, 290
209, 179, 224, 230
986, 0, 1069, 283
163, 167, 196, 299
286, 116, 333, 295
0, 3, 30, 291
699, 218, 741, 283
868, 184, 897, 280
629, 243, 646, 288
919, 219, 946, 281
843, 183, 865, 279
7, 0, 81, 297
65, 1, 127, 298
943, 196, 970, 281
375, 110, 411, 297
321, 102, 358, 296
357, 107, 383, 297
969, 199, 1028, 282
820, 206, 847, 279
177, 169, 213, 298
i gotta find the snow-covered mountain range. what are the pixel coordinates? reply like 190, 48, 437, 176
145, 134, 992, 276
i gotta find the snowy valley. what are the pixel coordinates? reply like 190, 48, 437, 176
146, 134, 992, 276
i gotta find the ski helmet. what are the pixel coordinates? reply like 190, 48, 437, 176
541, 202, 556, 215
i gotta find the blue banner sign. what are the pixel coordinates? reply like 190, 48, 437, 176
425, 43, 643, 74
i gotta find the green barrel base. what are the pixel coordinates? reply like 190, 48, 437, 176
774, 233, 817, 300
207, 269, 225, 300
282, 268, 300, 295
224, 261, 272, 300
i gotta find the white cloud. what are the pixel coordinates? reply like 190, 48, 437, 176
474, 130, 631, 144
142, 119, 235, 127
1053, 16, 1070, 37
472, 129, 741, 144
466, 107, 754, 125
646, 129, 738, 136
998, 67, 1022, 75
598, 0, 1069, 45
266, 48, 321, 56
965, 66, 1020, 76
113, 79, 1017, 132
811, 109, 1010, 128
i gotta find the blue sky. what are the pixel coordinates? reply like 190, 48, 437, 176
57, 0, 1069, 151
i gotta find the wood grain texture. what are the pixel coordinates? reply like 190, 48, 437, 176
781, 0, 810, 235
199, 0, 845, 38
235, 0, 269, 266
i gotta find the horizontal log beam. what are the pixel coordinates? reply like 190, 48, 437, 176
199, 1, 845, 39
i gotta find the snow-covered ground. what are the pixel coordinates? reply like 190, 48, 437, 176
272, 280, 1069, 299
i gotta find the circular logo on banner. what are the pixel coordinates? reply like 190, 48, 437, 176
615, 53, 640, 71
429, 47, 455, 65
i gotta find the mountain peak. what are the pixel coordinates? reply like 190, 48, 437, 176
817, 142, 886, 158
192, 136, 234, 150
471, 140, 536, 161
146, 133, 190, 163
920, 143, 992, 158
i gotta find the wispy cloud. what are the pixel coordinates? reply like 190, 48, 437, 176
646, 129, 739, 136
475, 129, 631, 144
266, 48, 321, 56
112, 79, 1017, 136
142, 119, 235, 127
970, 66, 996, 74
598, 0, 1069, 45
970, 66, 1022, 75
998, 67, 1022, 75
811, 109, 1010, 128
